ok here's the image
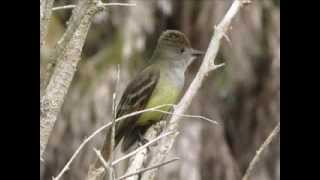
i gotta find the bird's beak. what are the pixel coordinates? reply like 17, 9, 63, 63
190, 48, 205, 57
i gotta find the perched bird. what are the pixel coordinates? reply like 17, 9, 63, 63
100, 30, 203, 161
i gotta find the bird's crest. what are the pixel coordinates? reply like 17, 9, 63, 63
158, 30, 191, 48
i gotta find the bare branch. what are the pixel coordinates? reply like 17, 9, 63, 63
53, 104, 175, 180
40, 0, 104, 159
138, 1, 251, 180
117, 157, 180, 180
52, 2, 137, 11
108, 65, 121, 180
112, 131, 177, 166
93, 148, 115, 180
42, 0, 133, 96
242, 122, 280, 180
40, 0, 55, 48
151, 109, 218, 125
111, 65, 121, 161
94, 148, 111, 171
40, 0, 138, 153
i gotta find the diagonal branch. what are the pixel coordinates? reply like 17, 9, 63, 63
150, 109, 218, 125
93, 148, 115, 180
40, 0, 55, 48
133, 1, 252, 180
41, 0, 100, 95
86, 103, 213, 179
117, 157, 180, 180
112, 131, 177, 166
54, 104, 175, 180
242, 122, 280, 180
40, 0, 104, 160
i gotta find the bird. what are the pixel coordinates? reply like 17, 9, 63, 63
100, 30, 203, 162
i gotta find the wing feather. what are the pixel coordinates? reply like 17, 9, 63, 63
114, 66, 160, 147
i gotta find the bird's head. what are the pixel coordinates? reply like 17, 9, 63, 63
152, 30, 204, 68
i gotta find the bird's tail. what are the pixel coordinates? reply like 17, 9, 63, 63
121, 125, 150, 152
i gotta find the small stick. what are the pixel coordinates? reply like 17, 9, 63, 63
108, 65, 121, 179
151, 109, 218, 125
111, 131, 177, 166
52, 3, 136, 11
117, 157, 180, 180
242, 122, 280, 180
93, 148, 114, 179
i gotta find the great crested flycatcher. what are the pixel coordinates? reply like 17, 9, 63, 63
100, 30, 203, 161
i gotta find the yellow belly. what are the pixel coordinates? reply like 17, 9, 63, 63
137, 78, 180, 125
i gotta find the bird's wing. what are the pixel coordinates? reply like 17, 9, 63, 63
114, 66, 160, 147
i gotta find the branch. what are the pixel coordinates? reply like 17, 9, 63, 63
52, 2, 136, 11
150, 109, 218, 125
139, 1, 252, 180
117, 157, 180, 180
242, 122, 280, 180
88, 96, 212, 179
86, 130, 176, 180
107, 65, 121, 180
94, 148, 111, 171
40, 0, 139, 142
113, 108, 215, 180
112, 131, 177, 166
53, 104, 175, 180
40, 0, 55, 48
41, 0, 92, 93
41, 1, 131, 96
93, 148, 115, 180
111, 65, 121, 161
40, 0, 104, 159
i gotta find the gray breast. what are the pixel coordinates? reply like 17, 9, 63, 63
165, 66, 185, 90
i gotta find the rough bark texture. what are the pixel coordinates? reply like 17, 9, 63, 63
40, 0, 55, 48
40, 0, 102, 158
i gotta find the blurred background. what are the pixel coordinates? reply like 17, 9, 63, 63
40, 0, 280, 180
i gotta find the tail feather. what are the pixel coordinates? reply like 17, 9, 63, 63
121, 125, 150, 152
97, 125, 150, 168
121, 127, 140, 152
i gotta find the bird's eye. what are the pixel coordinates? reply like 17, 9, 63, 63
180, 48, 185, 54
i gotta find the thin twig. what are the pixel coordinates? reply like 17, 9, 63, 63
117, 158, 180, 180
242, 122, 280, 180
114, 64, 121, 113
53, 104, 175, 180
56, 102, 211, 179
151, 109, 218, 125
112, 131, 177, 166
52, 2, 136, 11
108, 65, 121, 180
110, 65, 121, 157
93, 148, 113, 175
